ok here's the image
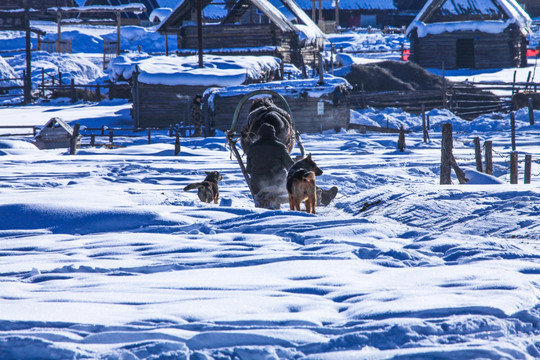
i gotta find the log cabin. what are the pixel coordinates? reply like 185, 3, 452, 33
406, 0, 532, 69
157, 0, 326, 69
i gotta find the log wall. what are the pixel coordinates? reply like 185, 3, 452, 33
411, 28, 526, 69
209, 94, 350, 135
178, 24, 317, 69
132, 83, 209, 128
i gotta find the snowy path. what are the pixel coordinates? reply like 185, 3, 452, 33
0, 103, 539, 359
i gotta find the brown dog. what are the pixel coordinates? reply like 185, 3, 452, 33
286, 154, 322, 213
183, 171, 223, 204
287, 169, 317, 213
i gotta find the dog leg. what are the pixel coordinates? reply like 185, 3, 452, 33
289, 195, 295, 211
304, 199, 311, 213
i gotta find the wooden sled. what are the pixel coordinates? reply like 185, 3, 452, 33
226, 89, 305, 206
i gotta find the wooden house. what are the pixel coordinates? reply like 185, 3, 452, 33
206, 77, 351, 134
406, 0, 532, 69
157, 0, 326, 69
117, 54, 284, 129
33, 117, 81, 150
294, 0, 397, 29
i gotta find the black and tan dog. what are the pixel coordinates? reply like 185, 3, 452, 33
286, 154, 323, 214
183, 171, 223, 204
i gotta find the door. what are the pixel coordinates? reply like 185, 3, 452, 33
456, 39, 475, 68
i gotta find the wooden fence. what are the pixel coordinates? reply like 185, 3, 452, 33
37, 38, 73, 54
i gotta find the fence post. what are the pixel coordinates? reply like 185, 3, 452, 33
96, 83, 101, 99
147, 129, 151, 144
510, 151, 518, 184
510, 111, 516, 151
59, 71, 63, 85
90, 134, 95, 147
109, 130, 114, 145
422, 104, 427, 143
41, 68, 45, 98
484, 140, 493, 175
524, 154, 532, 184
474, 137, 483, 172
440, 123, 452, 185
528, 97, 535, 126
397, 126, 406, 152
174, 132, 180, 156
70, 78, 76, 103
70, 123, 80, 155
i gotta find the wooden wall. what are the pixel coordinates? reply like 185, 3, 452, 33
132, 83, 209, 129
209, 93, 350, 135
410, 28, 526, 69
178, 24, 317, 69
180, 24, 282, 49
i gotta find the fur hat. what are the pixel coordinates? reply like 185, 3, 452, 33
257, 123, 275, 137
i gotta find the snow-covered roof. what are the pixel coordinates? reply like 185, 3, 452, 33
205, 74, 351, 110
149, 7, 172, 23
108, 53, 282, 87
48, 4, 146, 14
294, 0, 397, 11
158, 0, 325, 44
406, 0, 532, 37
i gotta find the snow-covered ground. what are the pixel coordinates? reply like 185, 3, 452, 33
0, 22, 539, 360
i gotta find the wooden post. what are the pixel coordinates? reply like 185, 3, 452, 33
511, 70, 517, 97
174, 132, 180, 155
165, 34, 169, 56
524, 154, 532, 184
510, 111, 516, 151
56, 11, 62, 53
474, 137, 483, 172
450, 154, 469, 184
422, 104, 427, 143
397, 126, 406, 152
311, 0, 316, 22
116, 11, 121, 56
70, 78, 76, 103
109, 130, 114, 145
147, 129, 151, 144
197, 0, 203, 68
441, 61, 446, 108
318, 52, 324, 85
90, 134, 95, 147
510, 151, 518, 184
528, 97, 535, 125
41, 68, 45, 98
96, 83, 101, 99
70, 123, 80, 155
23, 2, 32, 105
440, 123, 453, 185
484, 140, 493, 175
318, 0, 322, 23
334, 0, 339, 29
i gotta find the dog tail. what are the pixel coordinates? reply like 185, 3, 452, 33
183, 183, 204, 191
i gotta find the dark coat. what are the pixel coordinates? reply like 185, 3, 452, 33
246, 134, 294, 195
